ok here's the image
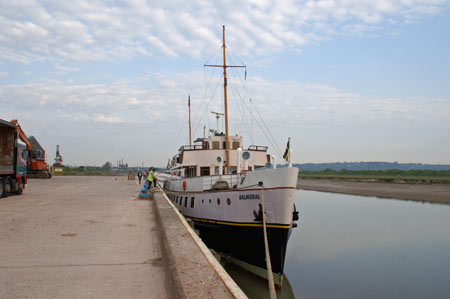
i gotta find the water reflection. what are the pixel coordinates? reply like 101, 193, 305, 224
224, 262, 295, 299
284, 190, 450, 299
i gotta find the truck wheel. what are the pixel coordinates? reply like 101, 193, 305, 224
3, 178, 10, 197
16, 179, 23, 195
0, 178, 4, 198
10, 179, 19, 193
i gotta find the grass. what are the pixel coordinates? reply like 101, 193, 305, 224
298, 169, 450, 184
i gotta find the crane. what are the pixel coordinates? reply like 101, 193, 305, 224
10, 120, 52, 178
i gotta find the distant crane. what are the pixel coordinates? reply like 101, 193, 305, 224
54, 145, 63, 167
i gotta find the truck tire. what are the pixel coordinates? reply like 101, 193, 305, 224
0, 178, 4, 197
16, 179, 23, 195
10, 179, 19, 194
3, 178, 10, 197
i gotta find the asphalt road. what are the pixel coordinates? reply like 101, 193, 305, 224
0, 176, 167, 299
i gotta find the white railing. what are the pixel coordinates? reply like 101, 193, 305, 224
155, 172, 181, 182
202, 174, 243, 191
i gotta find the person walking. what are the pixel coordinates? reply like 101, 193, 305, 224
137, 171, 142, 184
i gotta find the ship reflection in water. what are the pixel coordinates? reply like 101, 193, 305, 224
224, 262, 295, 299
225, 189, 450, 299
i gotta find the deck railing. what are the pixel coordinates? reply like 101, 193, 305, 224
178, 144, 268, 152
202, 174, 242, 190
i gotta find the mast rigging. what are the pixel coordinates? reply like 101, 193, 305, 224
204, 26, 246, 173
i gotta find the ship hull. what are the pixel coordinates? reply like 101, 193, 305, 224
163, 167, 299, 287
191, 217, 291, 286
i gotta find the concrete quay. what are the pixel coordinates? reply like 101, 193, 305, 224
0, 176, 246, 299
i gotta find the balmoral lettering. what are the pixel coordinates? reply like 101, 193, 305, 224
239, 194, 260, 200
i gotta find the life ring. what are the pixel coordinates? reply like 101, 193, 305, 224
183, 181, 187, 191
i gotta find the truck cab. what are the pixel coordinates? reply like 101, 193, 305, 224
1, 119, 28, 197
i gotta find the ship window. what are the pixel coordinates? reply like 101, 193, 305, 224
184, 197, 188, 207
227, 198, 231, 205
191, 197, 195, 208
200, 167, 210, 176
217, 198, 221, 205
209, 199, 211, 204
223, 141, 226, 149
202, 199, 204, 204
232, 141, 240, 149
212, 141, 220, 149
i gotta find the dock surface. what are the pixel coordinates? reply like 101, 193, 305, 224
0, 176, 167, 299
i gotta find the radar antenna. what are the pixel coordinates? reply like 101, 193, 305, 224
211, 111, 224, 134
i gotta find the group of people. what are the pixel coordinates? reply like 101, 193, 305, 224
137, 168, 158, 189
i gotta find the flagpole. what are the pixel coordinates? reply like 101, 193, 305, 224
288, 137, 292, 168
188, 94, 192, 147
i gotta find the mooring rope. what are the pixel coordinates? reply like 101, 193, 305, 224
260, 184, 277, 299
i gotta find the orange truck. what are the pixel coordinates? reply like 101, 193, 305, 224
0, 119, 28, 197
9, 120, 52, 179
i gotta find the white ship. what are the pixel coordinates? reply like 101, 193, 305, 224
162, 26, 299, 287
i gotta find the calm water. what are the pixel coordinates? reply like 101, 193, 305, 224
226, 190, 450, 299
284, 190, 450, 299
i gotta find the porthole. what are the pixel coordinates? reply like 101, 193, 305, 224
227, 198, 231, 205
217, 198, 221, 205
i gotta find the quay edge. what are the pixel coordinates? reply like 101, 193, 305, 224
152, 187, 248, 299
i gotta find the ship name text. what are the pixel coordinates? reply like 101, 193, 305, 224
239, 194, 260, 200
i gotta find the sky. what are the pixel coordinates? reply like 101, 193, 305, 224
1, 0, 450, 167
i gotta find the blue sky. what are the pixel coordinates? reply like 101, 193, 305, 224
1, 0, 449, 166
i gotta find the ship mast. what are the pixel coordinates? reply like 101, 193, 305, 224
222, 26, 230, 173
204, 26, 246, 174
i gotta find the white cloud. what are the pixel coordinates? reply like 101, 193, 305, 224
1, 0, 449, 63
1, 70, 449, 165
54, 64, 81, 74
2, 72, 448, 126
0, 71, 8, 78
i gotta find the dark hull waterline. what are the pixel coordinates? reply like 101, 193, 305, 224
192, 218, 291, 285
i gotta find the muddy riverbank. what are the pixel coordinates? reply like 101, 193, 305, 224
297, 179, 450, 205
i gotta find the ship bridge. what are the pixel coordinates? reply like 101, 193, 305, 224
168, 135, 269, 177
